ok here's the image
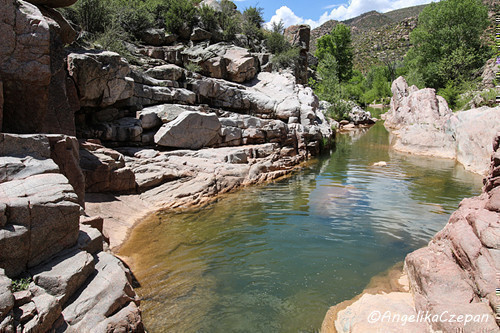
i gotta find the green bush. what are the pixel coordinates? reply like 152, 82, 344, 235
185, 62, 202, 73
219, 0, 241, 42
164, 0, 198, 35
404, 0, 490, 89
437, 82, 460, 108
93, 24, 135, 62
110, 1, 154, 38
199, 4, 219, 34
271, 47, 300, 71
326, 99, 352, 121
242, 6, 264, 40
61, 0, 110, 34
315, 23, 353, 82
12, 277, 31, 292
265, 21, 289, 55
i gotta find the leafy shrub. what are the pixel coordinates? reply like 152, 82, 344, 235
61, 0, 110, 34
437, 82, 460, 108
110, 1, 154, 38
185, 62, 202, 73
12, 277, 32, 292
265, 21, 289, 55
271, 47, 300, 71
219, 0, 241, 42
242, 6, 264, 40
199, 4, 219, 34
164, 0, 198, 35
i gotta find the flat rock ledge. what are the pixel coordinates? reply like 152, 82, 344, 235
84, 142, 312, 250
321, 133, 500, 333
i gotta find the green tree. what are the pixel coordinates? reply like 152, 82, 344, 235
163, 0, 198, 35
404, 0, 490, 89
265, 20, 289, 54
315, 23, 353, 82
219, 0, 241, 41
242, 6, 264, 40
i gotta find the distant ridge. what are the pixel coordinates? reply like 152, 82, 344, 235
310, 4, 427, 71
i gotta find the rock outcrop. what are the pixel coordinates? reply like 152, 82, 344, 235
0, 1, 331, 331
284, 24, 310, 84
0, 133, 143, 332
383, 76, 500, 175
0, 0, 78, 135
67, 51, 135, 108
154, 111, 221, 149
404, 133, 500, 333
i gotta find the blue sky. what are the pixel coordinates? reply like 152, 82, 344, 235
232, 0, 438, 29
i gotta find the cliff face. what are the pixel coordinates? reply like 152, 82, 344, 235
0, 0, 333, 331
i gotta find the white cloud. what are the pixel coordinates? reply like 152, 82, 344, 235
265, 0, 438, 30
323, 4, 343, 10
265, 6, 319, 29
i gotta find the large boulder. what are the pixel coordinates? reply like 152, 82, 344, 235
0, 173, 80, 276
31, 250, 95, 306
47, 135, 86, 207
67, 50, 134, 108
61, 252, 142, 331
384, 77, 500, 175
145, 64, 184, 81
384, 76, 452, 130
0, 270, 14, 327
0, 134, 81, 277
0, 0, 78, 135
154, 111, 221, 149
139, 28, 167, 46
79, 141, 136, 193
182, 43, 257, 83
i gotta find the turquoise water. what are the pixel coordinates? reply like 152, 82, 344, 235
119, 116, 482, 332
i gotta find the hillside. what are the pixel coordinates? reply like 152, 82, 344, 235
310, 4, 426, 71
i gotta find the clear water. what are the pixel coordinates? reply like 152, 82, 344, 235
119, 112, 482, 333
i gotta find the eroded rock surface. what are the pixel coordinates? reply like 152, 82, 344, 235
384, 76, 500, 175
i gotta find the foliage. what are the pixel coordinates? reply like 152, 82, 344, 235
404, 0, 490, 89
60, 0, 110, 34
437, 81, 460, 109
110, 0, 154, 38
93, 23, 135, 63
264, 20, 289, 55
185, 62, 202, 73
163, 0, 198, 35
219, 0, 241, 42
199, 4, 219, 35
315, 24, 354, 82
11, 277, 31, 292
271, 47, 300, 71
241, 6, 264, 40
